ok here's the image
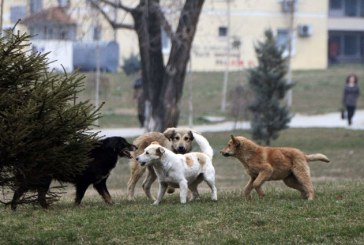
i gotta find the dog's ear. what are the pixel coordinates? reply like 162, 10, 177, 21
163, 128, 176, 140
156, 147, 165, 156
188, 130, 194, 141
230, 135, 240, 147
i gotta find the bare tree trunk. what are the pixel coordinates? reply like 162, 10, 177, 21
132, 0, 204, 131
131, 0, 165, 131
157, 0, 204, 131
93, 0, 205, 132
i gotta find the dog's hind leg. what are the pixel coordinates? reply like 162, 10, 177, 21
94, 178, 112, 204
127, 160, 146, 201
291, 164, 315, 200
283, 175, 306, 198
142, 166, 157, 200
188, 183, 200, 202
189, 174, 204, 201
179, 180, 189, 204
203, 173, 217, 201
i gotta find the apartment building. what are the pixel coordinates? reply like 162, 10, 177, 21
2, 0, 362, 71
191, 0, 328, 71
328, 0, 364, 64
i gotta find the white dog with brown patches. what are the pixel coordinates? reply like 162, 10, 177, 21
136, 131, 217, 205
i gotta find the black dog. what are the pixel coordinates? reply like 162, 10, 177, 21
11, 136, 137, 210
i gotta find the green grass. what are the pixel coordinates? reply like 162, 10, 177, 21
1, 183, 363, 244
1, 128, 364, 244
79, 65, 364, 128
2, 66, 364, 243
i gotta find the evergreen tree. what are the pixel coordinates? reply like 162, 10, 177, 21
248, 29, 293, 145
0, 28, 101, 207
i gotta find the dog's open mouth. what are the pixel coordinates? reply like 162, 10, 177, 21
120, 149, 133, 159
139, 162, 146, 167
221, 152, 231, 157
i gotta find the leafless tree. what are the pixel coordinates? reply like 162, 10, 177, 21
90, 0, 205, 132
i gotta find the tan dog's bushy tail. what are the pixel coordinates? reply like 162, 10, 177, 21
192, 132, 213, 160
306, 153, 330, 163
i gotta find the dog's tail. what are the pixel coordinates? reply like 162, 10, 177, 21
192, 131, 213, 160
306, 153, 330, 163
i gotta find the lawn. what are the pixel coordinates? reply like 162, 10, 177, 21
2, 66, 364, 244
79, 64, 364, 128
1, 128, 364, 244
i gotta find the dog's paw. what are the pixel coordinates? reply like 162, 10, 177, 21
152, 201, 160, 205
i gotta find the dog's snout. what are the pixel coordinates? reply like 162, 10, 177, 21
177, 146, 186, 153
220, 151, 229, 157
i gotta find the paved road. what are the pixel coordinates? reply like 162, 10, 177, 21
90, 110, 364, 138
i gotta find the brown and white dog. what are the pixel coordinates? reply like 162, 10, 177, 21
220, 135, 330, 200
127, 128, 194, 200
136, 132, 217, 204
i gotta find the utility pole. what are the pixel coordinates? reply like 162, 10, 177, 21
187, 58, 193, 128
113, 0, 118, 41
220, 0, 231, 112
0, 0, 4, 36
95, 12, 101, 125
286, 0, 296, 107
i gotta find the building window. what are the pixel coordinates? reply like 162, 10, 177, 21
30, 0, 43, 14
276, 29, 295, 57
330, 0, 364, 17
276, 29, 289, 49
330, 0, 343, 9
10, 6, 26, 23
218, 26, 228, 37
343, 34, 359, 56
345, 0, 357, 16
361, 0, 364, 16
58, 0, 70, 7
93, 25, 102, 41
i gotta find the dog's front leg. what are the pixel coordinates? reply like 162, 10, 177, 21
153, 182, 168, 205
179, 180, 188, 204
142, 166, 157, 201
252, 169, 272, 198
244, 178, 254, 200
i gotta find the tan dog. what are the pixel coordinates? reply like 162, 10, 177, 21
127, 128, 194, 200
220, 135, 330, 200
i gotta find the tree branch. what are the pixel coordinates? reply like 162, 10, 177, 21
89, 0, 135, 30
151, 2, 179, 44
99, 0, 134, 13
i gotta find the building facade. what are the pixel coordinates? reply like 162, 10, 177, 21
3, 0, 362, 71
328, 0, 364, 64
191, 0, 328, 71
